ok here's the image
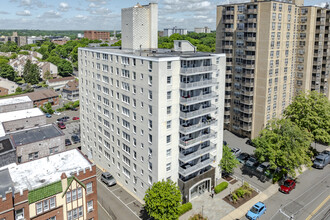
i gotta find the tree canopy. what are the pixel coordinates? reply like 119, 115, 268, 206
220, 144, 240, 174
0, 63, 16, 81
23, 59, 40, 84
144, 179, 182, 220
284, 91, 330, 145
253, 118, 313, 177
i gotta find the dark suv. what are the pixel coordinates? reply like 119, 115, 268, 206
71, 135, 80, 144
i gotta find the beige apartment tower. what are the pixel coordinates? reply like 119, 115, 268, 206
216, 0, 299, 138
295, 6, 330, 98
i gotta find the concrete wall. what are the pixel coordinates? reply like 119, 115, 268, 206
3, 115, 46, 133
0, 149, 16, 167
0, 100, 32, 113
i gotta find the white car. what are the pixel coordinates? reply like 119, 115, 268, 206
54, 111, 61, 115
231, 147, 241, 156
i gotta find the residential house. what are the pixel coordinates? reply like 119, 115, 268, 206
62, 80, 79, 101
0, 77, 18, 95
46, 76, 75, 91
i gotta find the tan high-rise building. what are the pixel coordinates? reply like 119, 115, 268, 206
216, 0, 300, 138
296, 6, 330, 98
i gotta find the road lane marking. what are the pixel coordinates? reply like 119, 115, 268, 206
97, 179, 141, 219
98, 201, 113, 220
126, 200, 137, 206
305, 195, 330, 220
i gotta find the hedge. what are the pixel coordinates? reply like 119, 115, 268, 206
178, 202, 192, 216
214, 181, 228, 194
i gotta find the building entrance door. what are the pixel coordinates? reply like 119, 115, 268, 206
190, 179, 210, 200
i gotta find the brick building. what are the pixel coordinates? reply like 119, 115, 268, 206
15, 89, 59, 107
0, 149, 98, 220
84, 31, 110, 40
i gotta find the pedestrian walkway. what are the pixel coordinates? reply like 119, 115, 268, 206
180, 179, 241, 220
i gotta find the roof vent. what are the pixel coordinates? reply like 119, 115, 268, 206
39, 179, 45, 183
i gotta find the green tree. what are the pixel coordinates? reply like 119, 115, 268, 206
284, 91, 330, 145
45, 102, 54, 114
100, 43, 109, 47
15, 87, 22, 93
111, 40, 121, 46
144, 179, 182, 220
253, 118, 313, 177
43, 70, 52, 80
23, 60, 40, 84
220, 144, 240, 174
0, 63, 16, 81
58, 60, 73, 77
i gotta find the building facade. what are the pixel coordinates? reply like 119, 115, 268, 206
0, 149, 98, 220
84, 31, 110, 41
216, 0, 305, 139
163, 26, 188, 37
79, 3, 225, 203
0, 77, 18, 95
194, 27, 212, 34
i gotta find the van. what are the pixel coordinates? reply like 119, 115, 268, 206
313, 153, 330, 169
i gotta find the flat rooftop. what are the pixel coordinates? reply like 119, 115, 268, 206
80, 47, 219, 59
0, 168, 14, 198
10, 124, 63, 146
0, 149, 92, 192
0, 137, 14, 154
0, 96, 31, 107
0, 107, 44, 123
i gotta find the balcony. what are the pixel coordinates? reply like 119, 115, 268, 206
243, 72, 255, 78
241, 99, 253, 105
224, 28, 234, 32
242, 90, 254, 96
247, 18, 257, 23
224, 118, 230, 124
179, 144, 216, 163
224, 36, 233, 41
246, 46, 255, 51
243, 55, 255, 60
246, 36, 256, 41
225, 10, 234, 15
180, 65, 217, 75
241, 116, 252, 122
180, 92, 218, 105
180, 79, 218, 90
245, 64, 255, 69
225, 94, 231, 99
179, 131, 217, 148
243, 81, 254, 87
179, 158, 214, 176
224, 102, 231, 107
223, 44, 233, 49
224, 19, 234, 24
241, 108, 253, 114
242, 124, 252, 131
245, 27, 257, 32
180, 105, 217, 119
247, 9, 257, 14
180, 118, 217, 134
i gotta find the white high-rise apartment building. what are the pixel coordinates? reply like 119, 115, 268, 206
79, 3, 226, 203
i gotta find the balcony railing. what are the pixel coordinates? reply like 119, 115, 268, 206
180, 65, 217, 74
241, 108, 253, 114
242, 124, 252, 131
179, 131, 217, 148
180, 92, 218, 105
180, 118, 217, 134
180, 79, 218, 90
179, 144, 216, 163
180, 105, 217, 119
179, 158, 214, 176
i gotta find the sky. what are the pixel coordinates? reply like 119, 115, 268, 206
0, 0, 326, 31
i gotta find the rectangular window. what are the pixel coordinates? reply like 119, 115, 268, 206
66, 191, 71, 203
43, 199, 49, 211
167, 91, 172, 99
72, 189, 77, 201
166, 135, 171, 143
167, 61, 171, 69
167, 76, 172, 84
79, 206, 83, 217
166, 163, 171, 171
50, 197, 55, 209
167, 106, 171, 114
36, 202, 42, 214
67, 210, 72, 220
87, 200, 93, 212
86, 182, 92, 194
166, 149, 172, 157
77, 188, 82, 199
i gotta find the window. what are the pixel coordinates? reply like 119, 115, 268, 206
148, 134, 152, 143
86, 182, 93, 194
87, 200, 93, 212
66, 191, 71, 203
166, 163, 171, 171
28, 152, 38, 160
167, 91, 172, 99
166, 135, 171, 143
68, 210, 72, 220
166, 149, 171, 157
167, 106, 171, 114
43, 199, 49, 211
50, 197, 55, 209
72, 189, 77, 201
77, 188, 82, 199
36, 202, 42, 214
78, 207, 83, 217
167, 120, 171, 129
148, 61, 152, 70
148, 75, 152, 85
167, 76, 172, 84
167, 61, 171, 69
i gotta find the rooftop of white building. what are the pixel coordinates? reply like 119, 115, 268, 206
0, 149, 92, 193
0, 96, 31, 107
0, 107, 43, 124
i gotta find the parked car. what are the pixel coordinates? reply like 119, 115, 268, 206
65, 139, 72, 146
101, 172, 117, 186
256, 162, 270, 173
57, 116, 70, 122
73, 117, 80, 120
71, 135, 80, 144
45, 113, 52, 118
313, 153, 330, 169
71, 107, 78, 111
246, 139, 256, 147
223, 141, 227, 146
237, 153, 250, 164
246, 202, 266, 220
280, 179, 296, 194
231, 147, 241, 156
57, 122, 66, 129
54, 111, 61, 115
245, 157, 258, 167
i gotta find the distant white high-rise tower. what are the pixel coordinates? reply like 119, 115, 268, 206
121, 3, 158, 50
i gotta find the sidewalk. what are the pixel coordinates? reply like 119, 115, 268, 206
180, 179, 241, 220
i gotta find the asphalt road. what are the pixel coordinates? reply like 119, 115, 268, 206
239, 166, 330, 220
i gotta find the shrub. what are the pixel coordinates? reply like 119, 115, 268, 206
231, 193, 238, 203
235, 188, 245, 198
189, 214, 207, 220
178, 202, 192, 216
214, 181, 228, 194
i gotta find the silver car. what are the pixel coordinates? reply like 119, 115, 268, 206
101, 172, 116, 186
256, 162, 270, 173
231, 147, 241, 156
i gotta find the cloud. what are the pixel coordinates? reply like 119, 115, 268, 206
75, 14, 88, 20
86, 0, 108, 3
59, 2, 70, 12
12, 0, 50, 9
38, 10, 61, 19
88, 7, 112, 15
16, 10, 31, 16
0, 11, 9, 14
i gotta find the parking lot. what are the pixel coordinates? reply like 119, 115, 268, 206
45, 109, 81, 149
